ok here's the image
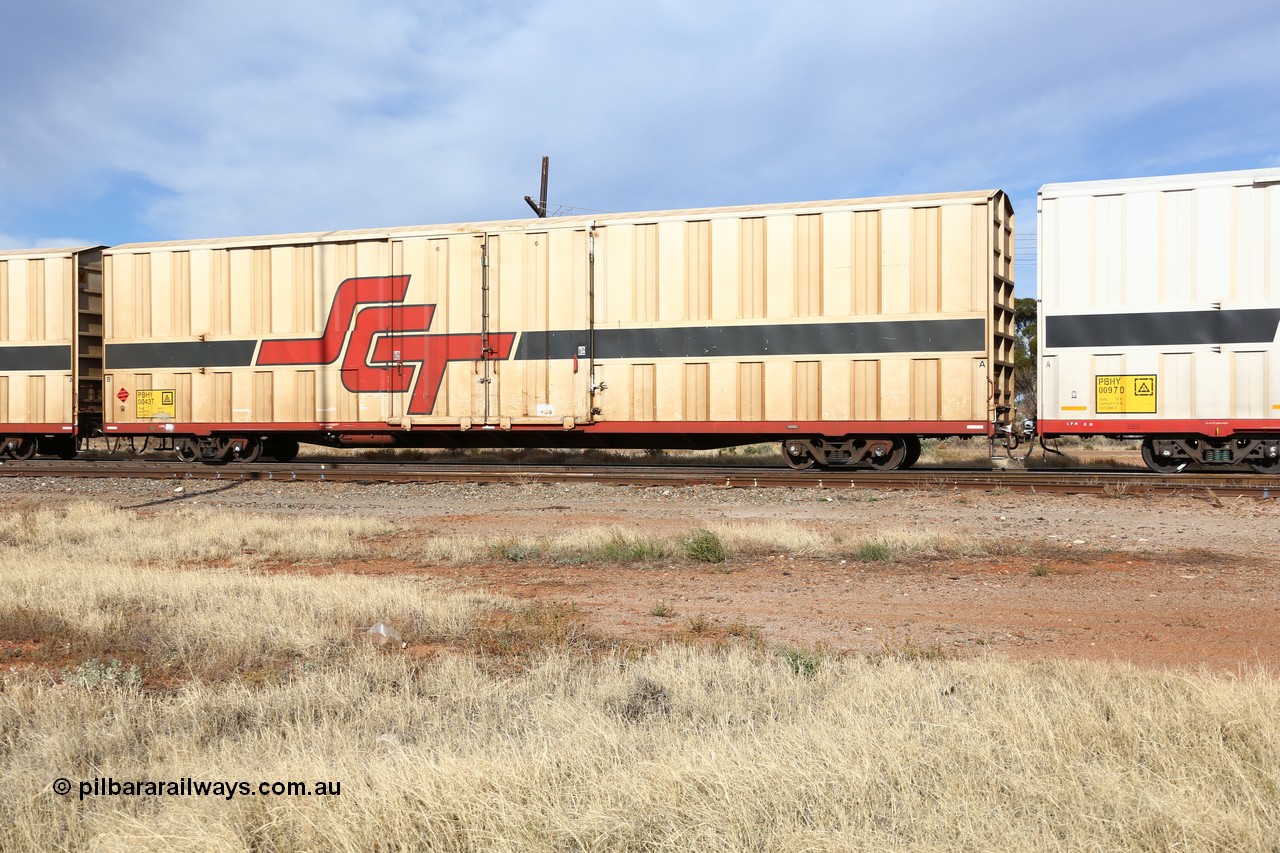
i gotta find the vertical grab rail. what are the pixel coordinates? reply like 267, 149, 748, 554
587, 222, 596, 419
480, 237, 491, 424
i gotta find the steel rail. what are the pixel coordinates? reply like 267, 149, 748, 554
1, 458, 1276, 497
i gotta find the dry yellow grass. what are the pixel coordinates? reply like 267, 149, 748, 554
3, 649, 1279, 851
402, 522, 1025, 567
0, 502, 500, 681
1, 500, 1278, 851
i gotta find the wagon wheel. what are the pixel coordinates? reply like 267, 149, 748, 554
233, 438, 263, 463
1140, 439, 1188, 474
781, 441, 817, 470
173, 439, 199, 463
1247, 456, 1280, 475
7, 439, 38, 461
866, 438, 909, 471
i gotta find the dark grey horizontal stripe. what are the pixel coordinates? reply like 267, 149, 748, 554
101, 317, 987, 369
106, 340, 258, 369
515, 318, 986, 361
0, 344, 71, 372
1047, 308, 1280, 349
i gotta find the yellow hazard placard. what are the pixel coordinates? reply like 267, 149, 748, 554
1095, 375, 1156, 414
136, 389, 176, 419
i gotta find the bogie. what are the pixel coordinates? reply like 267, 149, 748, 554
1136, 435, 1280, 473
780, 437, 918, 471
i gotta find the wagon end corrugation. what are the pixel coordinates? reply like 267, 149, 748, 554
0, 246, 104, 458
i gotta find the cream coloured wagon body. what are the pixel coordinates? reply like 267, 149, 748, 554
100, 190, 1015, 466
0, 246, 103, 458
1037, 167, 1280, 471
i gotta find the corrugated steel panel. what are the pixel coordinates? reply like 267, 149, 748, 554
1038, 168, 1280, 427
591, 194, 1010, 427
103, 191, 1009, 436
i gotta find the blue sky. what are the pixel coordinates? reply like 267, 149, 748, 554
2, 1, 1277, 296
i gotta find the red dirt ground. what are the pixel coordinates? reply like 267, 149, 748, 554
316, 546, 1280, 671
5, 476, 1278, 672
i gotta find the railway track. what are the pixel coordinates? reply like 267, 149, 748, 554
1, 457, 1277, 498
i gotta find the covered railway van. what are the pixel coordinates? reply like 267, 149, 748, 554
99, 190, 1016, 467
1037, 167, 1280, 472
0, 246, 104, 459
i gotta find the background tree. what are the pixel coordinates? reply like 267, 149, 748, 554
1013, 297, 1037, 420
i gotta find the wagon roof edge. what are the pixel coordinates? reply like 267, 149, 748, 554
103, 189, 1006, 254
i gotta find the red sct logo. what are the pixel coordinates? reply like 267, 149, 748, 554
255, 276, 514, 415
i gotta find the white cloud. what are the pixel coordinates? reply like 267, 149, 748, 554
1, 0, 1277, 256
0, 234, 98, 252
